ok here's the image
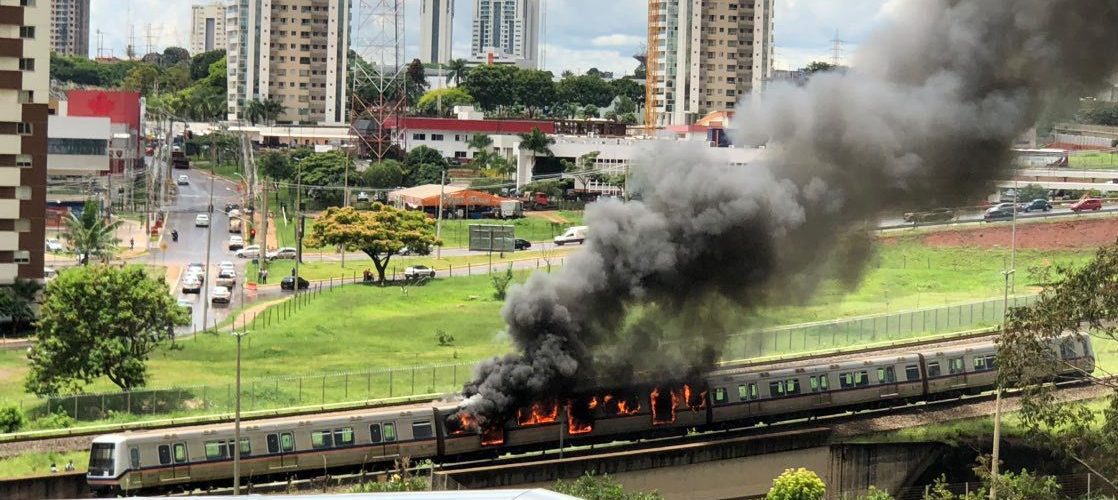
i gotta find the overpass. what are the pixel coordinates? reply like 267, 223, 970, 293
999, 167, 1118, 193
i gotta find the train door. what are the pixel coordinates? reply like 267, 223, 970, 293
382, 421, 399, 458
809, 375, 831, 406
171, 442, 190, 481
126, 446, 142, 490
877, 366, 899, 398
947, 356, 968, 387
266, 432, 298, 471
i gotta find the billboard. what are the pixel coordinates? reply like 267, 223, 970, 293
469, 225, 515, 253
66, 90, 142, 132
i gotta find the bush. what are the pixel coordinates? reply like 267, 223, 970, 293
859, 486, 894, 500
28, 411, 76, 431
552, 472, 662, 500
767, 468, 826, 500
0, 404, 26, 433
491, 265, 515, 300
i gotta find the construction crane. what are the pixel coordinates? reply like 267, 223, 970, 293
644, 0, 660, 134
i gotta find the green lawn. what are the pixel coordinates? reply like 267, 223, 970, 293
191, 159, 244, 180
245, 248, 574, 283
1069, 151, 1118, 169
0, 450, 87, 479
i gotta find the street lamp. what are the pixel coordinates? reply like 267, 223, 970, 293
231, 329, 250, 495
990, 184, 1019, 500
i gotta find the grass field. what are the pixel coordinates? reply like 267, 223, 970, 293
1069, 151, 1118, 169
191, 159, 243, 180
0, 450, 87, 479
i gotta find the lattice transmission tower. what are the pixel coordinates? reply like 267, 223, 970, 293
350, 0, 407, 161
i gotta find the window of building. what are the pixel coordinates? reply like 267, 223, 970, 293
16, 123, 32, 135
19, 26, 35, 38
431, 134, 444, 141
19, 58, 34, 71
48, 138, 107, 155
15, 186, 31, 200
413, 133, 426, 140
15, 155, 31, 168
18, 91, 33, 104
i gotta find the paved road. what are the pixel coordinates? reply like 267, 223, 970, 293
879, 205, 1118, 228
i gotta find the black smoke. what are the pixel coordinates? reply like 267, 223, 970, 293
457, 0, 1118, 426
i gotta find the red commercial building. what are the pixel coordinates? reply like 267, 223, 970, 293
66, 90, 144, 174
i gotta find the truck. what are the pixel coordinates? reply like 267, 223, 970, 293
171, 150, 190, 169
554, 226, 588, 246
521, 192, 550, 210
498, 200, 523, 219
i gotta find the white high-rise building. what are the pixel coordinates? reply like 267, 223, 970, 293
420, 0, 454, 65
227, 0, 350, 125
470, 0, 539, 68
191, 2, 227, 54
648, 0, 775, 126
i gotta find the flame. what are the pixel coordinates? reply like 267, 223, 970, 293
481, 427, 504, 446
650, 386, 680, 425
616, 397, 640, 416
588, 396, 600, 410
517, 401, 559, 426
451, 412, 478, 435
682, 384, 708, 411
566, 406, 593, 435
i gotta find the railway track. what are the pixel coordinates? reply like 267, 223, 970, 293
0, 329, 1001, 460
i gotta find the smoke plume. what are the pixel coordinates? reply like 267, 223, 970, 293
458, 0, 1118, 425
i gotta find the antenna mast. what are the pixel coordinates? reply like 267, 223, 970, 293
350, 0, 408, 161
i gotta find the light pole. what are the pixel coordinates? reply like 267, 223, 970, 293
231, 329, 250, 495
201, 125, 218, 332
990, 186, 1019, 500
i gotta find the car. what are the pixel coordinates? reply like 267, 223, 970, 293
514, 239, 532, 250
235, 245, 261, 258
216, 269, 236, 288
227, 235, 244, 251
554, 226, 588, 246
404, 265, 436, 280
1071, 198, 1103, 212
902, 208, 954, 223
280, 275, 310, 291
266, 247, 298, 260
228, 209, 242, 219
988, 202, 1017, 212
195, 214, 210, 227
224, 203, 240, 213
983, 208, 1014, 222
46, 238, 64, 252
177, 299, 193, 316
356, 191, 370, 202
1020, 198, 1052, 212
176, 175, 189, 185
210, 286, 232, 305
181, 275, 202, 294
218, 261, 235, 271
187, 262, 205, 274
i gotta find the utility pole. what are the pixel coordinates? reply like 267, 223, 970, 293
990, 186, 1019, 500
294, 162, 302, 298
231, 330, 249, 495
436, 168, 446, 259
201, 127, 217, 332
260, 176, 269, 282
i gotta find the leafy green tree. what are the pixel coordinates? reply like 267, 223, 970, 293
298, 151, 353, 205
258, 150, 293, 180
161, 47, 191, 67
564, 151, 602, 189
416, 87, 474, 117
307, 205, 440, 283
262, 99, 285, 124
461, 64, 518, 111
63, 201, 122, 266
404, 145, 449, 185
802, 61, 837, 74
580, 104, 600, 119
610, 78, 645, 107
25, 265, 189, 395
244, 99, 265, 125
468, 133, 493, 153
519, 127, 555, 177
405, 58, 429, 106
411, 162, 446, 186
157, 62, 192, 92
0, 278, 42, 338
1015, 183, 1049, 202
445, 58, 470, 86
766, 468, 825, 500
614, 95, 637, 115
552, 472, 662, 500
190, 49, 227, 80
121, 64, 161, 96
557, 74, 614, 107
0, 404, 25, 433
551, 102, 579, 119
619, 112, 638, 125
514, 69, 557, 117
363, 160, 405, 189
1076, 102, 1118, 126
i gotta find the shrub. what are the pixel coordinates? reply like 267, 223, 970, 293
767, 468, 826, 500
0, 404, 26, 433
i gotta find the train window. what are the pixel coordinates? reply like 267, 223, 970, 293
713, 387, 727, 403
769, 381, 784, 397
238, 438, 251, 457
854, 371, 869, 387
785, 379, 801, 395
267, 434, 280, 454
205, 441, 227, 460
130, 448, 140, 469
158, 445, 171, 465
949, 357, 965, 375
905, 365, 920, 381
384, 423, 397, 442
173, 443, 187, 464
280, 432, 295, 452
810, 375, 828, 392
839, 372, 854, 389
335, 428, 355, 447
878, 367, 896, 384
750, 383, 758, 400
738, 384, 749, 401
973, 355, 996, 372
311, 430, 334, 449
413, 421, 434, 440
1060, 340, 1076, 359
370, 424, 382, 443
927, 362, 942, 378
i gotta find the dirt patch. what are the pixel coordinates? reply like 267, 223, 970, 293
525, 211, 569, 224
919, 217, 1118, 250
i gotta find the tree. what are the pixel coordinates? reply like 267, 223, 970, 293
363, 160, 405, 189
468, 133, 494, 153
258, 150, 293, 180
579, 104, 600, 119
161, 47, 191, 68
121, 64, 161, 96
404, 145, 449, 185
802, 61, 837, 74
191, 49, 227, 80
299, 151, 353, 205
244, 99, 265, 125
25, 265, 189, 395
1077, 102, 1118, 126
551, 102, 579, 119
552, 472, 662, 500
262, 99, 285, 124
461, 64, 518, 111
411, 162, 447, 186
307, 206, 440, 283
157, 62, 192, 92
0, 278, 41, 338
519, 127, 555, 177
405, 58, 430, 106
610, 78, 645, 107
620, 112, 638, 125
416, 87, 474, 117
63, 201, 122, 265
514, 69, 557, 117
1015, 183, 1049, 202
614, 95, 637, 115
445, 58, 470, 86
557, 74, 614, 107
766, 468, 825, 500
565, 151, 602, 189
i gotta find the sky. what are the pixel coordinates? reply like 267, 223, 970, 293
89, 0, 893, 76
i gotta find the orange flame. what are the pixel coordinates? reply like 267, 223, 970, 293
682, 384, 708, 411
566, 406, 593, 435
588, 397, 600, 410
517, 401, 559, 426
481, 427, 504, 446
650, 386, 680, 425
452, 412, 478, 435
616, 397, 640, 416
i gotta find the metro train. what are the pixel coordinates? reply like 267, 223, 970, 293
86, 334, 1094, 495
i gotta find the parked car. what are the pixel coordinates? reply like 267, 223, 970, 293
46, 239, 64, 252
181, 275, 202, 294
404, 265, 436, 280
902, 208, 954, 223
988, 202, 1017, 212
227, 235, 245, 251
356, 191, 370, 202
210, 286, 232, 305
514, 239, 532, 250
187, 262, 205, 274
218, 261, 235, 272
1070, 198, 1103, 212
554, 226, 588, 246
280, 276, 310, 291
1020, 198, 1052, 212
195, 213, 210, 227
216, 269, 236, 288
235, 245, 261, 258
177, 175, 189, 185
983, 208, 1014, 222
177, 299, 193, 316
266, 247, 298, 260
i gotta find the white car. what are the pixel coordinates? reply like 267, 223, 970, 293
216, 269, 236, 288
404, 265, 436, 280
181, 275, 202, 294
210, 286, 231, 305
266, 247, 298, 260
45, 239, 64, 252
218, 261, 236, 272
228, 235, 244, 251
195, 214, 210, 227
177, 175, 189, 185
357, 191, 370, 202
228, 209, 242, 219
235, 245, 261, 259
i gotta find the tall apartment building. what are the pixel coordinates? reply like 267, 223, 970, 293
191, 2, 227, 55
49, 0, 89, 57
419, 0, 453, 65
648, 0, 774, 126
0, 0, 50, 282
470, 0, 539, 68
227, 0, 349, 125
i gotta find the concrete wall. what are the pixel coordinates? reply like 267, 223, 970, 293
0, 472, 89, 500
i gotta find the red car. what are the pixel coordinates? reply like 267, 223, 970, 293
1070, 198, 1103, 212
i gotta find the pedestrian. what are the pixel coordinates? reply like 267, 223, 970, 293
291, 267, 296, 277
261, 268, 268, 284
50, 463, 57, 474
65, 460, 75, 472
129, 237, 134, 250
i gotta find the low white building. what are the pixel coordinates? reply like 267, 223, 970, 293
47, 115, 111, 177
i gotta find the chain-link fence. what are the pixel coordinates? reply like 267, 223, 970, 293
834, 470, 1116, 500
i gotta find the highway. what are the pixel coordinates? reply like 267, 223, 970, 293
878, 204, 1118, 229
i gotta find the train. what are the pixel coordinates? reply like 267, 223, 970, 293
86, 334, 1094, 495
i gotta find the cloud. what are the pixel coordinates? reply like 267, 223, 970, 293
540, 44, 639, 76
591, 34, 645, 48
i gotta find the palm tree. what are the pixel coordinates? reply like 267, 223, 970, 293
446, 58, 469, 86
245, 99, 265, 125
518, 128, 555, 181
63, 203, 123, 265
0, 278, 41, 338
262, 99, 285, 124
